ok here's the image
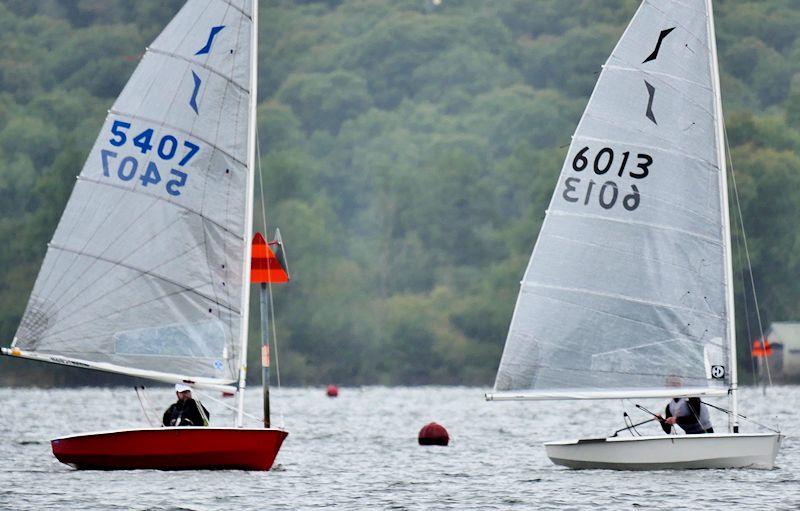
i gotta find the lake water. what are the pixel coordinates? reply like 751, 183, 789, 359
0, 385, 798, 510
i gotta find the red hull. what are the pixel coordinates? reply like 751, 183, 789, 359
51, 427, 288, 471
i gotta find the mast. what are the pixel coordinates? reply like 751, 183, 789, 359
236, 0, 260, 428
260, 283, 271, 427
707, 0, 738, 433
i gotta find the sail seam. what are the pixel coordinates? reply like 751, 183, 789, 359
108, 109, 247, 168
604, 64, 709, 91
543, 233, 723, 285
546, 210, 721, 245
43, 240, 215, 332
522, 281, 726, 320
48, 244, 241, 313
501, 361, 715, 380
216, 0, 251, 20
77, 177, 243, 240
573, 134, 718, 171
41, 286, 233, 345
147, 47, 249, 93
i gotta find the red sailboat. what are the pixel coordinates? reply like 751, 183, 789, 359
2, 0, 292, 471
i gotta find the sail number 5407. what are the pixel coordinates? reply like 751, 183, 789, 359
102, 120, 201, 197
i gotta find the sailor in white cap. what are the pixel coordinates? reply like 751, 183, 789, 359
162, 383, 210, 427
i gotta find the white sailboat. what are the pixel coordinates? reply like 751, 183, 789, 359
1, 0, 291, 470
487, 0, 783, 470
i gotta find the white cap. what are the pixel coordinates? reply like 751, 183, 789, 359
175, 383, 192, 393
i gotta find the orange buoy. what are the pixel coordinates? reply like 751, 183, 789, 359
326, 384, 339, 397
418, 422, 449, 446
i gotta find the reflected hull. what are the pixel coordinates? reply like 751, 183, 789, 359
52, 427, 288, 471
545, 432, 782, 470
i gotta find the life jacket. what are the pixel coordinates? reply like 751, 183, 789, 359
668, 398, 712, 433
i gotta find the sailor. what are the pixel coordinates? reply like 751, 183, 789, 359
658, 397, 714, 434
162, 383, 211, 427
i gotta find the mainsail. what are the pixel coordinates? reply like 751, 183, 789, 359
7, 0, 255, 389
492, 0, 732, 399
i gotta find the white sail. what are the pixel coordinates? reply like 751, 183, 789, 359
491, 0, 731, 399
8, 0, 255, 387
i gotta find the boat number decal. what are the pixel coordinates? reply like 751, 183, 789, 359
102, 120, 201, 196
711, 365, 725, 379
561, 146, 651, 211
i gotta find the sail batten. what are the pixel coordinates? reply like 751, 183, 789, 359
12, 0, 255, 384
493, 0, 730, 399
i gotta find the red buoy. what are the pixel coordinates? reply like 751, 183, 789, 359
418, 422, 449, 446
326, 385, 339, 397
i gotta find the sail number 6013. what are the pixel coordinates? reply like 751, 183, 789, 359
563, 178, 640, 211
572, 146, 652, 179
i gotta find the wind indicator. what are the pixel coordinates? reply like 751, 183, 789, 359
251, 231, 289, 284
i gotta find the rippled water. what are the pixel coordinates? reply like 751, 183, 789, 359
0, 385, 798, 510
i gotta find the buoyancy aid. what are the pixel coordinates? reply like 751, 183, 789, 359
668, 398, 712, 433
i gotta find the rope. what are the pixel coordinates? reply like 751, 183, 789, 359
734, 207, 758, 381
255, 131, 285, 428
723, 127, 772, 387
134, 386, 157, 427
700, 399, 780, 434
194, 388, 263, 425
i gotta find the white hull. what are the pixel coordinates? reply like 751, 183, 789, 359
545, 433, 782, 470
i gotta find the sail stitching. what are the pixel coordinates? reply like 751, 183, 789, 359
108, 110, 247, 167
46, 245, 240, 313
572, 114, 719, 169
522, 281, 725, 320
604, 64, 709, 91
547, 210, 722, 245
503, 361, 713, 381
77, 177, 242, 239
216, 0, 251, 20
544, 233, 724, 283
34, 193, 163, 322
41, 284, 238, 345
507, 291, 723, 352
148, 47, 248, 93
573, 134, 718, 170
46, 215, 192, 321
46, 238, 216, 327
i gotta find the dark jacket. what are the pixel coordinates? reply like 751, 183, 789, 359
660, 397, 713, 435
162, 398, 210, 427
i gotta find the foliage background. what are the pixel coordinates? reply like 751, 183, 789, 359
0, 0, 798, 386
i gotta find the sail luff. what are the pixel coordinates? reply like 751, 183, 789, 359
236, 0, 258, 427
706, 0, 737, 432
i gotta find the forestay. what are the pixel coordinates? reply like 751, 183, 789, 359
491, 0, 731, 399
9, 0, 254, 387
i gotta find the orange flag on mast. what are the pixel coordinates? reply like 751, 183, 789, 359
251, 232, 289, 284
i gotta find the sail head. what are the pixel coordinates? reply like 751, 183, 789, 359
492, 0, 731, 399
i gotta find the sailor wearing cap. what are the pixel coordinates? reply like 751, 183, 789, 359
162, 383, 211, 427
